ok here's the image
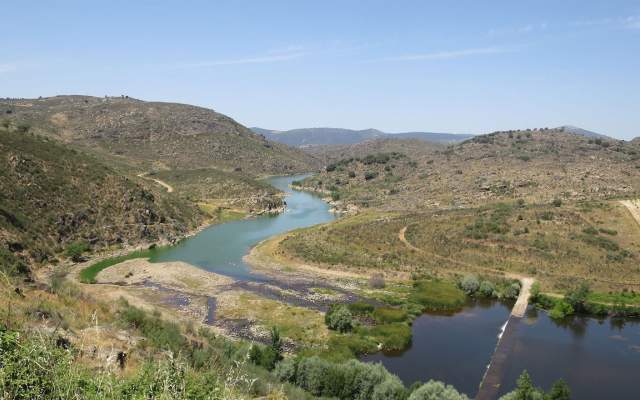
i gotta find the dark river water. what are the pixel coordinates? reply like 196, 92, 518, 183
147, 175, 640, 399
364, 300, 640, 399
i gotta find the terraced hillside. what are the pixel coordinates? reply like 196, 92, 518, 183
1, 96, 319, 175
0, 121, 203, 275
300, 128, 640, 211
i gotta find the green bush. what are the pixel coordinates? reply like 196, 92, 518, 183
478, 281, 496, 297
65, 241, 90, 262
502, 282, 521, 300
549, 301, 574, 319
499, 371, 570, 400
288, 356, 406, 399
460, 275, 480, 295
325, 305, 354, 333
408, 380, 469, 400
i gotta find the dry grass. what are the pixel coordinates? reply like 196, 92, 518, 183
270, 201, 640, 294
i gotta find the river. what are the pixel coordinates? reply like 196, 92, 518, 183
148, 175, 640, 399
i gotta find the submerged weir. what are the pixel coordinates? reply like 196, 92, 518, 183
476, 278, 533, 399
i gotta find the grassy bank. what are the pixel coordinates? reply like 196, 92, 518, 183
78, 249, 157, 283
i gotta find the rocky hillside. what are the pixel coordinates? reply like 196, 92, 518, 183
2, 96, 319, 175
299, 128, 640, 211
0, 122, 203, 275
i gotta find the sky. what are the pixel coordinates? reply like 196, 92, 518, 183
2, 1, 639, 139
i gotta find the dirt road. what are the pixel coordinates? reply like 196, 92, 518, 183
137, 172, 174, 193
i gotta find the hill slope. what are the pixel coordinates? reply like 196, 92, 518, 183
2, 96, 319, 174
0, 122, 203, 273
252, 127, 473, 147
298, 128, 640, 211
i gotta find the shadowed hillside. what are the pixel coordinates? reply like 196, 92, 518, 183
0, 121, 203, 275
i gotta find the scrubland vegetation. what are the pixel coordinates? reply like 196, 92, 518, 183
276, 199, 640, 298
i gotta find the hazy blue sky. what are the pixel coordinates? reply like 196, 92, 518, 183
2, 1, 639, 139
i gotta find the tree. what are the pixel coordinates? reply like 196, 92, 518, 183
565, 283, 590, 312
270, 326, 283, 364
546, 379, 571, 400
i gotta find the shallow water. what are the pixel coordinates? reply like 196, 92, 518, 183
149, 175, 335, 281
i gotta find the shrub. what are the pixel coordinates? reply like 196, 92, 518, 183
65, 241, 90, 262
369, 273, 386, 289
348, 171, 356, 178
565, 283, 590, 312
549, 301, 574, 319
274, 358, 297, 383
552, 198, 562, 207
408, 380, 469, 400
478, 281, 496, 297
460, 275, 480, 295
364, 171, 379, 180
372, 376, 407, 400
502, 282, 521, 300
325, 305, 353, 332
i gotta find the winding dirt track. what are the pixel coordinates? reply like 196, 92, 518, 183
137, 172, 174, 193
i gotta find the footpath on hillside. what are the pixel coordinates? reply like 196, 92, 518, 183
137, 172, 174, 193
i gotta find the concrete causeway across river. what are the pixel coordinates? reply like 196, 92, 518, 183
475, 277, 534, 400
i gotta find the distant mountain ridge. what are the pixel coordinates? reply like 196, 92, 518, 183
560, 125, 613, 140
252, 125, 618, 147
251, 127, 474, 146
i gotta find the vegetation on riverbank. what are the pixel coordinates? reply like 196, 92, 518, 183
78, 248, 157, 283
530, 283, 640, 319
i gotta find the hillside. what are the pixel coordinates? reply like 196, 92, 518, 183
0, 122, 204, 275
271, 201, 640, 293
297, 128, 640, 211
2, 96, 319, 175
252, 127, 473, 146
